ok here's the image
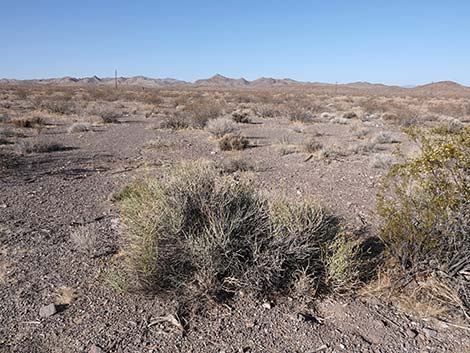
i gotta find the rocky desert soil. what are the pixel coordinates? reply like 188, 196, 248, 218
1, 84, 469, 352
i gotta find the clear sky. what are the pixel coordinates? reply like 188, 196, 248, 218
3, 1, 470, 85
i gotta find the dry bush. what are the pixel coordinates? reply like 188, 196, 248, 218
330, 117, 350, 125
302, 138, 323, 153
232, 110, 252, 123
68, 122, 91, 133
71, 225, 97, 256
40, 99, 74, 115
118, 162, 358, 301
377, 126, 470, 321
219, 158, 253, 174
371, 154, 393, 169
253, 104, 280, 118
373, 131, 400, 144
206, 118, 237, 137
342, 112, 358, 119
348, 141, 377, 155
159, 112, 190, 130
285, 104, 315, 123
100, 110, 121, 124
11, 116, 44, 128
184, 99, 223, 128
218, 133, 249, 151
16, 140, 68, 154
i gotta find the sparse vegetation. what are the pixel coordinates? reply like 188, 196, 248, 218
218, 133, 250, 151
68, 122, 92, 133
11, 116, 44, 128
119, 162, 360, 302
206, 118, 237, 137
377, 126, 470, 320
16, 140, 68, 154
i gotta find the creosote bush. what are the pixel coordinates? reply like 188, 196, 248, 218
119, 162, 360, 302
218, 133, 249, 151
206, 118, 237, 137
377, 125, 470, 320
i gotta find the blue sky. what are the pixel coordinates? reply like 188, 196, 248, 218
2, 1, 470, 85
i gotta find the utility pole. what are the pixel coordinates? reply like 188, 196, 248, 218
115, 69, 118, 89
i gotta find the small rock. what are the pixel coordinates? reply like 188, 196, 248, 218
423, 327, 438, 337
89, 344, 104, 353
296, 312, 319, 323
261, 302, 273, 309
339, 343, 346, 349
406, 328, 418, 338
39, 304, 58, 318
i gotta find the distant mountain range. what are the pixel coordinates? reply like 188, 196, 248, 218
1, 74, 469, 95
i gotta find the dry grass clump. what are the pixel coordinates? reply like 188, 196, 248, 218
286, 105, 315, 123
16, 140, 68, 154
373, 131, 400, 144
119, 162, 360, 301
68, 122, 92, 133
159, 112, 190, 130
11, 116, 44, 128
342, 112, 358, 119
302, 138, 323, 153
71, 225, 97, 256
371, 154, 394, 169
232, 110, 252, 123
100, 110, 121, 124
184, 99, 223, 128
206, 118, 237, 137
218, 133, 250, 151
377, 126, 470, 321
40, 99, 74, 115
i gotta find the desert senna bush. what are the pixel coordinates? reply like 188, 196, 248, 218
118, 161, 359, 301
377, 126, 470, 319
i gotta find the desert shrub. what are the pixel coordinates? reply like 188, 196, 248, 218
330, 117, 350, 125
159, 112, 190, 130
286, 105, 314, 123
68, 122, 91, 133
206, 118, 237, 137
325, 232, 361, 293
373, 131, 400, 144
218, 133, 249, 151
377, 126, 470, 319
16, 140, 68, 154
371, 154, 393, 169
343, 112, 358, 119
302, 138, 323, 153
100, 110, 121, 124
11, 116, 44, 128
41, 99, 74, 115
119, 162, 351, 300
254, 104, 279, 118
232, 110, 252, 123
185, 99, 223, 128
348, 141, 377, 155
219, 158, 253, 174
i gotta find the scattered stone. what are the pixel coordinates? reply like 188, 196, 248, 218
261, 302, 273, 309
406, 328, 418, 338
312, 344, 328, 352
423, 327, 438, 338
39, 303, 58, 318
89, 344, 104, 353
296, 312, 320, 324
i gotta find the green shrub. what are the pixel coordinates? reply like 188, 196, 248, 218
377, 126, 470, 319
119, 162, 356, 301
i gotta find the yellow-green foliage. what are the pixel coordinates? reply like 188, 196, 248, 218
377, 125, 470, 271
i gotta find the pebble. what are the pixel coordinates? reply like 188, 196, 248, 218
423, 327, 438, 337
89, 344, 104, 353
261, 302, 273, 309
39, 303, 58, 318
